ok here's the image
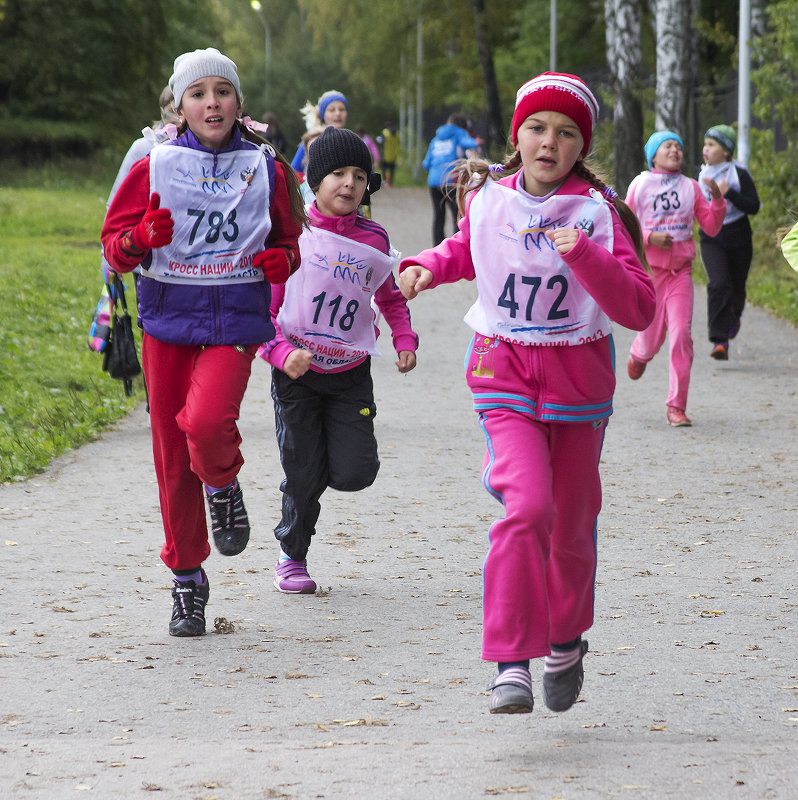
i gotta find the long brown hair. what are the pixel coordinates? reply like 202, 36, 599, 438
454, 151, 649, 270
239, 121, 308, 230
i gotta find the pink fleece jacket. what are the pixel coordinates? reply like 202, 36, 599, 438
261, 202, 418, 374
626, 170, 726, 271
399, 171, 655, 418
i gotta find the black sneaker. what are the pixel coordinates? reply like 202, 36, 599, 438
207, 481, 250, 556
169, 573, 210, 637
542, 638, 588, 712
487, 667, 534, 714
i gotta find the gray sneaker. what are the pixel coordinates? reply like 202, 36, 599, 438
487, 668, 534, 714
542, 638, 588, 712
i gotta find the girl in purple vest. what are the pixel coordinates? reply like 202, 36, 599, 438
102, 48, 306, 637
625, 131, 726, 426
260, 126, 418, 594
399, 73, 655, 715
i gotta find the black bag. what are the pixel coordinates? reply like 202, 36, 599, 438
102, 272, 141, 397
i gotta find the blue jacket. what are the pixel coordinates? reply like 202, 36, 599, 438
423, 123, 479, 188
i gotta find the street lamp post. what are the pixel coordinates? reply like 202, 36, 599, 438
250, 0, 271, 110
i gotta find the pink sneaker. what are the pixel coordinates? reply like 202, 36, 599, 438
666, 406, 692, 427
273, 558, 317, 594
627, 355, 646, 380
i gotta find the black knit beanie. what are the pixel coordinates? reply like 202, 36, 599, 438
306, 126, 375, 193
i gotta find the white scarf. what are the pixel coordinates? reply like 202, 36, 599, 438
698, 161, 743, 225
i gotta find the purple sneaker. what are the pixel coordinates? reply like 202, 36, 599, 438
273, 558, 317, 594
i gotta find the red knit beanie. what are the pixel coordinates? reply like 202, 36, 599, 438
511, 72, 599, 155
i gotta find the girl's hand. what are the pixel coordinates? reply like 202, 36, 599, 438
702, 176, 722, 200
283, 348, 313, 379
399, 265, 433, 299
396, 350, 417, 374
545, 226, 580, 255
254, 247, 292, 284
133, 193, 174, 250
649, 231, 673, 249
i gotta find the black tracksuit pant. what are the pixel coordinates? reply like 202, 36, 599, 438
271, 359, 379, 561
699, 215, 753, 343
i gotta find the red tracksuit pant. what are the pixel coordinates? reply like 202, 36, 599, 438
142, 334, 256, 570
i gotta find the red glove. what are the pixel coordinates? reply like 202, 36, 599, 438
132, 193, 174, 250
254, 247, 292, 284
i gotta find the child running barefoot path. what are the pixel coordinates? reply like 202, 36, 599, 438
625, 131, 726, 427
399, 73, 655, 715
101, 48, 306, 636
260, 126, 418, 594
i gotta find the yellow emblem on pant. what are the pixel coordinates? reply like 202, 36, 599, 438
359, 407, 370, 416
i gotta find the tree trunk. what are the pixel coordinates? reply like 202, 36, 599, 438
654, 0, 690, 134
470, 0, 505, 154
605, 0, 644, 195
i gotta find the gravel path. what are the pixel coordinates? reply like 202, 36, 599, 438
1, 186, 796, 799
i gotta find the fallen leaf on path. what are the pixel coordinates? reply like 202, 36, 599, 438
214, 617, 235, 634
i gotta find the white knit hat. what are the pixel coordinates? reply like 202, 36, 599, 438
169, 48, 241, 110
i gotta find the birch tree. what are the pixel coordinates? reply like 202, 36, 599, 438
654, 0, 690, 133
605, 0, 644, 194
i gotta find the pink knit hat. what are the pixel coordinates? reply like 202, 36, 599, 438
511, 72, 599, 155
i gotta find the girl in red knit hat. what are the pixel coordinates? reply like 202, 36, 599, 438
399, 73, 655, 715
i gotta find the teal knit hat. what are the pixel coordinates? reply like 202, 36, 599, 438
705, 124, 736, 155
644, 130, 683, 170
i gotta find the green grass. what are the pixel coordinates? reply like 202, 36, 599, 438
0, 167, 143, 482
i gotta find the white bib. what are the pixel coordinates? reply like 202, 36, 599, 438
632, 171, 695, 242
466, 180, 613, 347
698, 161, 743, 225
278, 225, 399, 370
145, 145, 271, 285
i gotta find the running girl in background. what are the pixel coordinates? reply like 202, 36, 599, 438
290, 90, 348, 171
625, 131, 726, 427
398, 73, 655, 715
697, 124, 760, 361
102, 48, 306, 637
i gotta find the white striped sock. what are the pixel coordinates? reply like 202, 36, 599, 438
495, 666, 533, 691
544, 645, 581, 674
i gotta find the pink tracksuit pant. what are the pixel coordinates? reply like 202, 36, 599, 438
629, 265, 694, 410
475, 407, 605, 662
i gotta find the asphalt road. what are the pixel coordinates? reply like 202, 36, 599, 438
1, 186, 796, 799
